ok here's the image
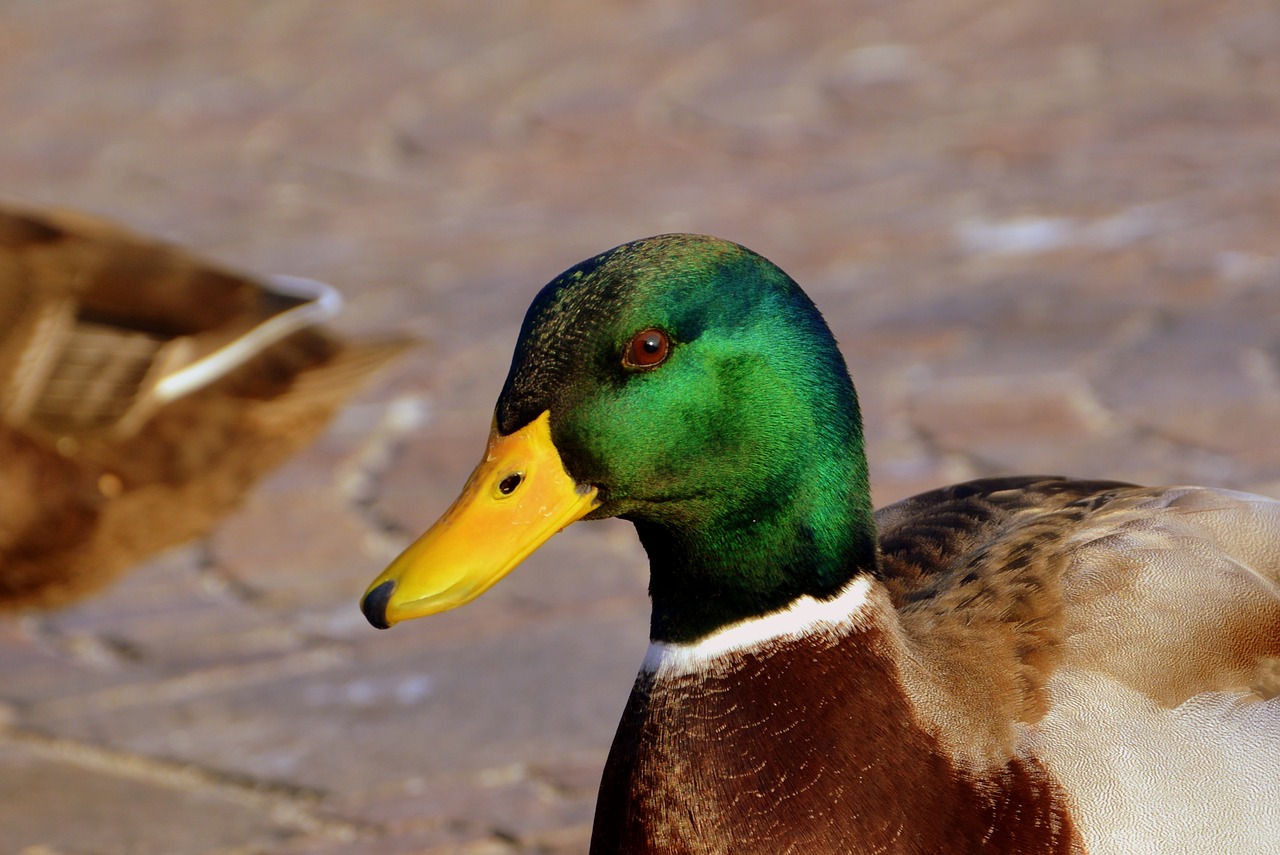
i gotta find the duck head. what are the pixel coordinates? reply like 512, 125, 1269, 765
362, 234, 876, 643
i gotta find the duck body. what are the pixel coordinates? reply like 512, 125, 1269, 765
361, 235, 1280, 854
595, 477, 1280, 854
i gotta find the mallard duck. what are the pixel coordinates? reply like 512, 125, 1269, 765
361, 234, 1280, 854
0, 203, 409, 608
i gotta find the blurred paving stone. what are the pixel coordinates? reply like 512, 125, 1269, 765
328, 762, 599, 848
0, 741, 297, 855
1090, 287, 1280, 467
0, 548, 273, 705
26, 605, 645, 795
908, 371, 1113, 468
213, 491, 390, 605
19, 547, 322, 688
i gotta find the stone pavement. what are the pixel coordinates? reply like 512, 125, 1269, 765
2, 1, 1279, 852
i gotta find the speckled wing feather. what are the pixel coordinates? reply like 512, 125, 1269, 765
875, 477, 1280, 705
875, 477, 1280, 853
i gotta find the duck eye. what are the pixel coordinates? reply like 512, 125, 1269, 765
623, 328, 670, 370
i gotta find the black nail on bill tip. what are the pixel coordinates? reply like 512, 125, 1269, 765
361, 580, 396, 629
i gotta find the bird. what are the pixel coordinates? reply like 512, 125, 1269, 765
360, 234, 1280, 854
0, 203, 409, 608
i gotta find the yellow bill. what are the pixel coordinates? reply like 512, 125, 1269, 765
361, 410, 599, 628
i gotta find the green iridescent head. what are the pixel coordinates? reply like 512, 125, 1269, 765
497, 234, 876, 641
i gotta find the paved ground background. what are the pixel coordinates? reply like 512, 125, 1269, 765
2, 1, 1279, 853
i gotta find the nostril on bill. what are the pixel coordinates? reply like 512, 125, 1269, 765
498, 472, 523, 495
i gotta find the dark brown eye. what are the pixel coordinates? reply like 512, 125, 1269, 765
623, 328, 670, 369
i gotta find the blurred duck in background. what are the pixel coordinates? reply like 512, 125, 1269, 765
0, 203, 407, 608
